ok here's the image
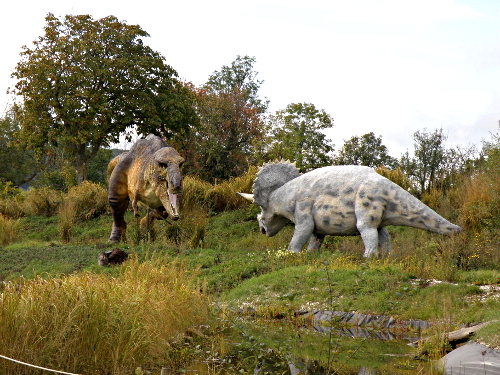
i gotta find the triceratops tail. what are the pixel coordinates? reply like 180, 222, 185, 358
409, 200, 461, 235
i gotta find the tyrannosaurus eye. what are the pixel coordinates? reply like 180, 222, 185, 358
158, 162, 168, 168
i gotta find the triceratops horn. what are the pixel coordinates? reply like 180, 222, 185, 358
237, 193, 255, 203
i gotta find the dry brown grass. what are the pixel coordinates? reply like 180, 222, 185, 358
0, 255, 209, 374
65, 181, 109, 221
182, 167, 256, 213
0, 214, 18, 246
21, 187, 63, 217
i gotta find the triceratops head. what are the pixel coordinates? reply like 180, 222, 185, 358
238, 161, 300, 236
153, 147, 185, 219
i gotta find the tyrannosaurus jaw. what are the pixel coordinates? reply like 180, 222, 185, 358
167, 191, 179, 219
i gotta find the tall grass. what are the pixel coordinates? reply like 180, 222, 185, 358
0, 214, 18, 246
182, 166, 255, 213
58, 181, 108, 242
22, 187, 63, 217
64, 181, 109, 221
0, 256, 209, 375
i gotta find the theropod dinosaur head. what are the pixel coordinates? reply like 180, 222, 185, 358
153, 147, 185, 219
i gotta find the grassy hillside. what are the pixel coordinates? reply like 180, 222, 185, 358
1, 170, 500, 373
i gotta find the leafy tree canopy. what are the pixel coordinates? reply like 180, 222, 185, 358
267, 103, 334, 172
0, 107, 38, 186
400, 128, 447, 195
205, 55, 269, 113
11, 13, 198, 183
174, 56, 267, 181
334, 132, 398, 168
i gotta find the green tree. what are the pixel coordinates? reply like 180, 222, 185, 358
175, 56, 267, 181
400, 128, 447, 195
267, 103, 334, 172
0, 106, 38, 186
11, 13, 198, 183
334, 132, 398, 168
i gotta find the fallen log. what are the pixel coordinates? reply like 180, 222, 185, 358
409, 320, 496, 349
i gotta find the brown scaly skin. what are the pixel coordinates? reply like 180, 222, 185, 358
107, 134, 184, 243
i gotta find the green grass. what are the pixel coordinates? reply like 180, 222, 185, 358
3, 206, 500, 372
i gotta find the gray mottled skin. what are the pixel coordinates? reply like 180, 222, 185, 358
107, 134, 184, 242
239, 162, 461, 257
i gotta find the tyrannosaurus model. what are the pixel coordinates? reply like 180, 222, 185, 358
107, 134, 184, 242
238, 162, 461, 257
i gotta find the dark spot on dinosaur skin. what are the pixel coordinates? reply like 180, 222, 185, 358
344, 200, 355, 208
370, 215, 376, 222
323, 204, 333, 210
363, 201, 370, 207
383, 190, 389, 196
358, 190, 366, 198
387, 201, 398, 213
312, 181, 325, 190
334, 211, 346, 218
334, 223, 343, 228
344, 187, 354, 194
323, 217, 331, 226
327, 189, 339, 197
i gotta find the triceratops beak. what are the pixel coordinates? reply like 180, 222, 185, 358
237, 192, 255, 203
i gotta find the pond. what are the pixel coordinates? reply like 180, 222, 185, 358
169, 316, 436, 375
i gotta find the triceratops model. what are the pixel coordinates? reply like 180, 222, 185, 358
107, 134, 184, 242
238, 162, 461, 257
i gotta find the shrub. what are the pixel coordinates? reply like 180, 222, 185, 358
58, 201, 75, 243
182, 166, 256, 213
21, 187, 62, 217
376, 166, 412, 191
0, 194, 25, 218
64, 181, 109, 221
0, 214, 18, 245
458, 172, 500, 230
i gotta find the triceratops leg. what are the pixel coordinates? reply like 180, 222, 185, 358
358, 225, 379, 258
307, 233, 325, 252
289, 220, 315, 253
378, 227, 392, 255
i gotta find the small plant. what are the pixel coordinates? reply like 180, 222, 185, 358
0, 214, 18, 245
58, 201, 75, 243
190, 224, 205, 249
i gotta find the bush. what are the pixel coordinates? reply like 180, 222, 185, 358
22, 187, 62, 217
0, 194, 25, 218
458, 171, 500, 230
0, 214, 18, 245
182, 166, 256, 213
64, 181, 109, 221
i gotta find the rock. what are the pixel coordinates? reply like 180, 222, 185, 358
97, 248, 128, 266
439, 342, 500, 375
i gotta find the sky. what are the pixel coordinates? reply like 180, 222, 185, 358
1, 0, 499, 157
